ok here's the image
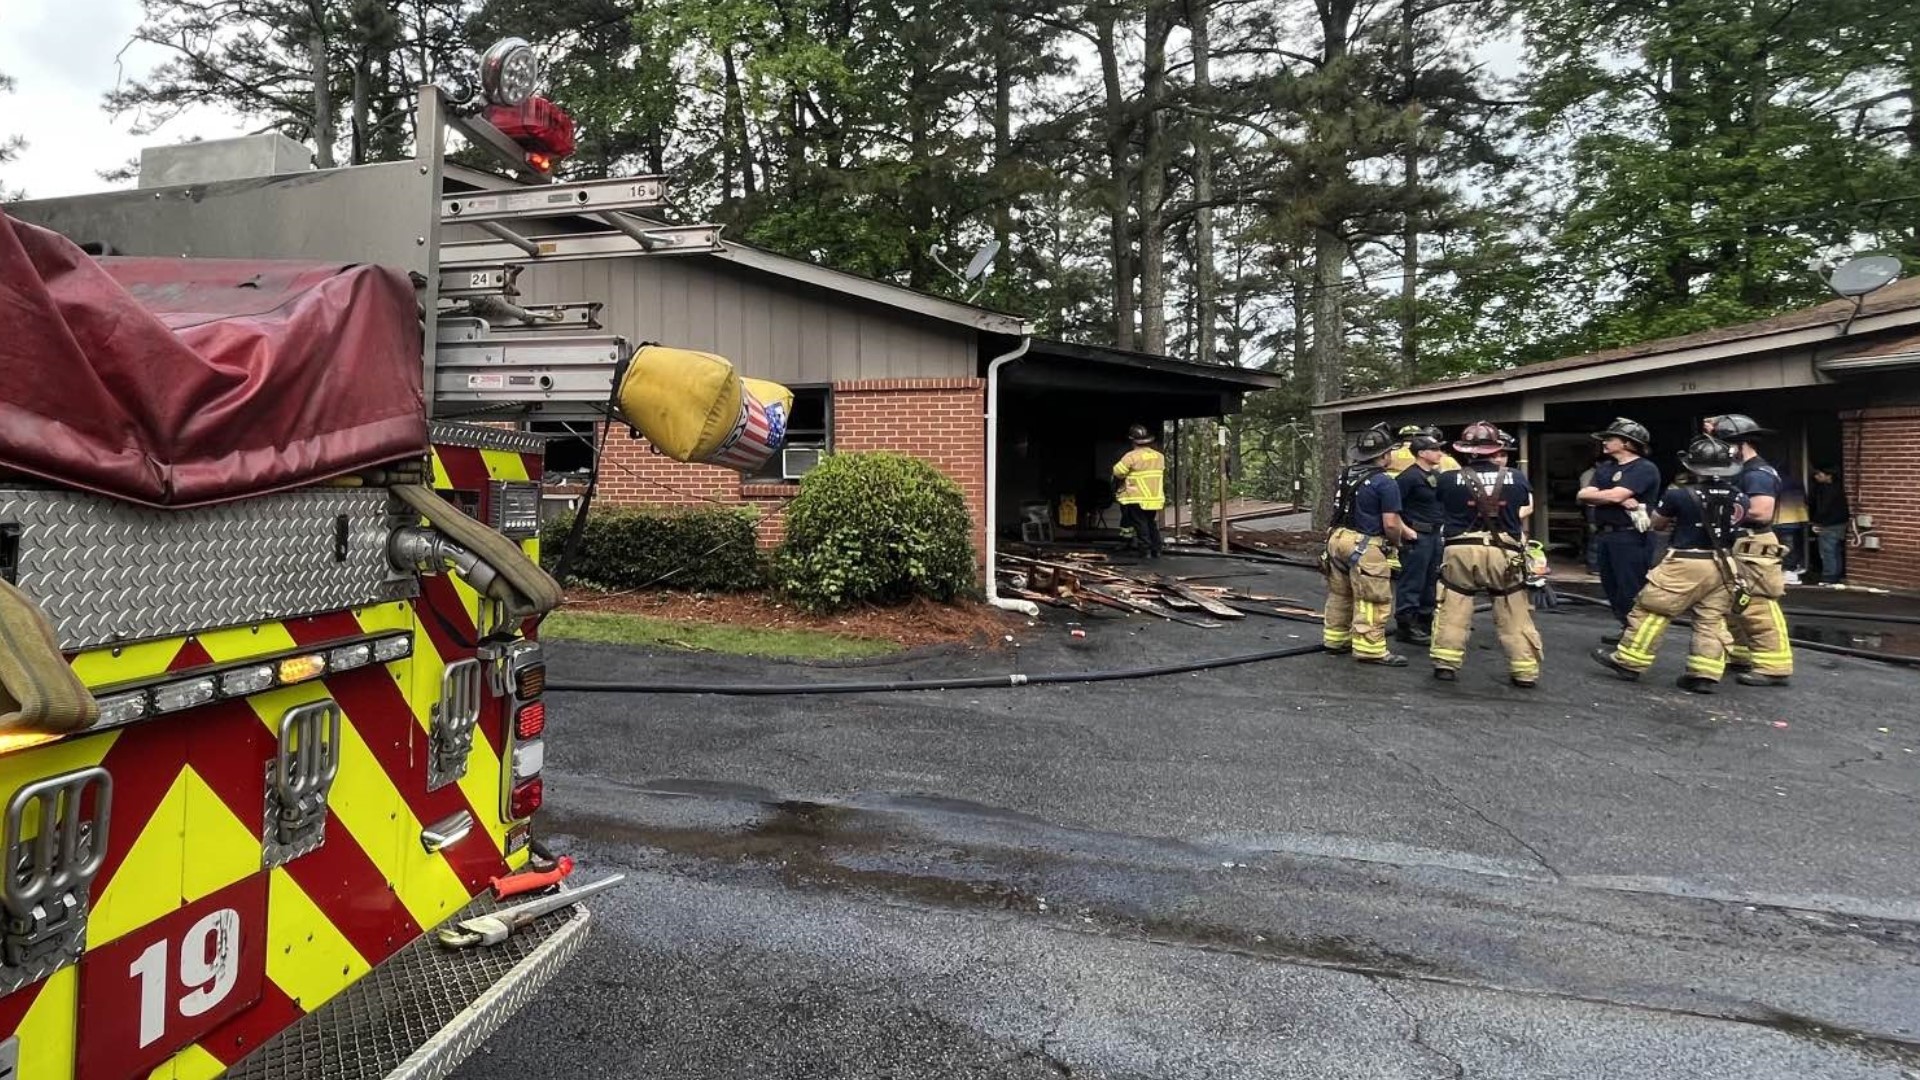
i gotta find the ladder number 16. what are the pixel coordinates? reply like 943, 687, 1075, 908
129, 908, 243, 1048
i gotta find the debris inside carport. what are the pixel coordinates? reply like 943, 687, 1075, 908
998, 552, 1322, 629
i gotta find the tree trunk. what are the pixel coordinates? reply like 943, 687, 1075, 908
1311, 225, 1348, 528
1398, 0, 1418, 383
722, 47, 756, 200
1190, 0, 1216, 365
991, 1, 1014, 259
351, 46, 369, 166
309, 23, 334, 169
1095, 9, 1135, 350
1138, 3, 1174, 356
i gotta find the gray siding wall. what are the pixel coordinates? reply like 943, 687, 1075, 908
511, 255, 976, 384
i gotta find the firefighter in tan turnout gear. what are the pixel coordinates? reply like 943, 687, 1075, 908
1322, 424, 1411, 666
1707, 414, 1795, 686
1429, 422, 1543, 687
1592, 435, 1750, 693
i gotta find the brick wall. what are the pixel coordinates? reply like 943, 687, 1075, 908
594, 377, 987, 563
1839, 406, 1920, 592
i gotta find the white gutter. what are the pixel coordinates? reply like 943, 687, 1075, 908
984, 334, 1040, 617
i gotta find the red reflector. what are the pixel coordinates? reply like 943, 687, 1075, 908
516, 701, 546, 740
510, 778, 544, 818
485, 96, 576, 162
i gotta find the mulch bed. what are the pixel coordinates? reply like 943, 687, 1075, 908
561, 588, 1025, 650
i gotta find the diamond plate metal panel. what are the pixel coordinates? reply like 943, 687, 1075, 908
0, 488, 413, 652
224, 894, 591, 1080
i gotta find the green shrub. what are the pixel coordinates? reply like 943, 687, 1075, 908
775, 452, 977, 611
542, 505, 764, 592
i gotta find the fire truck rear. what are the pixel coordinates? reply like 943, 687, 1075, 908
0, 39, 767, 1079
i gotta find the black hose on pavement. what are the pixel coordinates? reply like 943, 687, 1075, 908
547, 641, 1329, 696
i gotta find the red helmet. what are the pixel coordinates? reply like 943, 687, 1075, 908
1453, 421, 1504, 458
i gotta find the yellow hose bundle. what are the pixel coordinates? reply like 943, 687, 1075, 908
615, 345, 794, 473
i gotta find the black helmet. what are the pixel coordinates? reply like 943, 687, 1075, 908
1592, 417, 1650, 453
1127, 424, 1154, 445
1395, 423, 1444, 442
1346, 423, 1395, 464
1498, 428, 1519, 452
1408, 434, 1445, 453
1706, 413, 1772, 443
1680, 435, 1743, 479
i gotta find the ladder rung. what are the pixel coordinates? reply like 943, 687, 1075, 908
439, 224, 724, 266
441, 177, 666, 225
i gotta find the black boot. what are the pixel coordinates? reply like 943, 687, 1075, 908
1736, 672, 1791, 687
1590, 647, 1640, 681
1676, 674, 1716, 694
1359, 653, 1410, 667
1396, 619, 1431, 646
1432, 668, 1457, 682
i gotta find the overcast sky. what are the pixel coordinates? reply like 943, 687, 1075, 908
2, 0, 234, 198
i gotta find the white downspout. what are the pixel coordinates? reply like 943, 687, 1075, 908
985, 333, 1040, 617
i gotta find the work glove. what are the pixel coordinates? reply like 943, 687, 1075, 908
1628, 505, 1652, 533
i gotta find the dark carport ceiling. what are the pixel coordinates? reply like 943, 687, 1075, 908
996, 337, 1284, 419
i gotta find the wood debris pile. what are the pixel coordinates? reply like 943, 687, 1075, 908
997, 553, 1321, 630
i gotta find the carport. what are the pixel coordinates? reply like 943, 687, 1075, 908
1312, 280, 1920, 590
990, 337, 1284, 541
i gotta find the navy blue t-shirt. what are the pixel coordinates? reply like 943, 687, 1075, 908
1347, 469, 1402, 536
1658, 485, 1749, 550
1395, 464, 1445, 528
1439, 464, 1531, 537
1589, 456, 1662, 528
1737, 458, 1782, 527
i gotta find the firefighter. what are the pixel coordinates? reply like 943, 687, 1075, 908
1386, 424, 1462, 476
1708, 414, 1794, 686
1429, 422, 1542, 687
1392, 433, 1448, 644
1592, 436, 1749, 693
1322, 423, 1411, 666
1113, 423, 1167, 560
1576, 417, 1661, 639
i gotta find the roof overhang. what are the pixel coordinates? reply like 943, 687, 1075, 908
441, 164, 1030, 336
1313, 293, 1920, 417
993, 337, 1283, 418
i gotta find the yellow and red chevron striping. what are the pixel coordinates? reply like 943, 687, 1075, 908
5, 437, 545, 1079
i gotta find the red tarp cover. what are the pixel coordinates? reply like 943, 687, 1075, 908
0, 210, 427, 507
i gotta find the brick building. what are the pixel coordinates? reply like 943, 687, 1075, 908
452, 165, 1283, 562
1316, 278, 1920, 592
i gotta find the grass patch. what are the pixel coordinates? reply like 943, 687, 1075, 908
542, 610, 899, 660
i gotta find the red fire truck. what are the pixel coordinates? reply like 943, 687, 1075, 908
0, 38, 769, 1079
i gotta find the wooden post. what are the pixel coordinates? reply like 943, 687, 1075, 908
1217, 422, 1230, 552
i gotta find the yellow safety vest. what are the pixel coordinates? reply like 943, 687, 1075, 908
1386, 443, 1461, 477
1113, 447, 1166, 510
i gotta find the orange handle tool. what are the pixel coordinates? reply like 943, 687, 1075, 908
490, 855, 575, 900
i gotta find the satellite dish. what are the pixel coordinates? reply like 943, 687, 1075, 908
962, 240, 1001, 283
1828, 254, 1903, 298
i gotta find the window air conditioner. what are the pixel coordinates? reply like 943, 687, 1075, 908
782, 447, 824, 480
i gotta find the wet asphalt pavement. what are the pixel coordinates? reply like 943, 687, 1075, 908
453, 556, 1920, 1079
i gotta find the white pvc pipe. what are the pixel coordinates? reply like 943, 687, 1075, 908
984, 334, 1040, 617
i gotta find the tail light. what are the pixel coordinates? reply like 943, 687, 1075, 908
501, 641, 546, 821
510, 778, 544, 818
515, 701, 546, 740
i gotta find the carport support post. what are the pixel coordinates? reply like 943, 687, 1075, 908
1218, 423, 1230, 552
1517, 421, 1543, 546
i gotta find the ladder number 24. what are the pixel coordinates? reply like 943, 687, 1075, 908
128, 908, 243, 1048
